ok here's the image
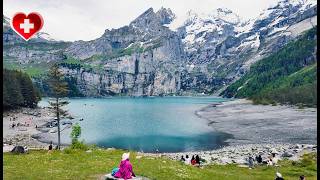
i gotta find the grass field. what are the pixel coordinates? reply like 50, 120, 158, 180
3, 149, 317, 180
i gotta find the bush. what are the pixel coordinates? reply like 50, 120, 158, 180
71, 140, 89, 150
63, 147, 74, 154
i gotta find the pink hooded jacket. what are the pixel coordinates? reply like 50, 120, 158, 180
114, 159, 135, 179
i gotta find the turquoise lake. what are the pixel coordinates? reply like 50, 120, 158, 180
39, 97, 232, 152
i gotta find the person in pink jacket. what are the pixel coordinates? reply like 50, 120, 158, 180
114, 152, 136, 179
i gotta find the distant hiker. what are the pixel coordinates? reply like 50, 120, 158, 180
256, 154, 262, 164
113, 153, 136, 179
185, 155, 191, 165
300, 175, 305, 180
180, 155, 185, 162
248, 156, 254, 169
191, 155, 196, 165
275, 172, 284, 180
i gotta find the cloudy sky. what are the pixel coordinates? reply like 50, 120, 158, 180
4, 0, 280, 41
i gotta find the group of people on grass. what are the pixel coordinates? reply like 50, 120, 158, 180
180, 154, 201, 167
46, 142, 311, 180
248, 149, 279, 169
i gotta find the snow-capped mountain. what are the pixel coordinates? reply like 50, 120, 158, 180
177, 0, 317, 82
2, 0, 317, 96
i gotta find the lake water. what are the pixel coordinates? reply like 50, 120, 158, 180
39, 97, 232, 152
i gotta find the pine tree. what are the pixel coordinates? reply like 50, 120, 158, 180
47, 64, 69, 150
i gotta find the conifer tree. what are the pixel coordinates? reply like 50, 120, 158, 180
47, 64, 69, 149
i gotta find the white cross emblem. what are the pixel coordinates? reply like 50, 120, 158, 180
20, 19, 34, 33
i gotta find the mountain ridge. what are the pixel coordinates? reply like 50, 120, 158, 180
2, 0, 317, 97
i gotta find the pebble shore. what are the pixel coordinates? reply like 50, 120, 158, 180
143, 143, 317, 165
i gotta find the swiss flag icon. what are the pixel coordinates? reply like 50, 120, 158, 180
11, 12, 44, 41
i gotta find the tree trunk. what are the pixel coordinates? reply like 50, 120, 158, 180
56, 97, 61, 150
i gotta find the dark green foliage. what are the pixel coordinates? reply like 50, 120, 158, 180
3, 69, 41, 110
221, 27, 317, 107
64, 76, 85, 97
70, 123, 81, 143
70, 123, 88, 150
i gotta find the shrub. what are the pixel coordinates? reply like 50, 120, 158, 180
71, 140, 89, 150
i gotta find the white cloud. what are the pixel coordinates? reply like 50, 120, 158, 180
3, 0, 279, 41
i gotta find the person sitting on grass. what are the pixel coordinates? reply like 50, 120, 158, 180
275, 172, 284, 180
114, 152, 136, 179
256, 154, 262, 164
248, 156, 254, 169
184, 155, 191, 165
48, 141, 53, 153
191, 155, 196, 165
180, 155, 185, 162
272, 153, 279, 166
195, 155, 201, 167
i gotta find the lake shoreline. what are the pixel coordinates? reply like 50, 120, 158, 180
151, 98, 317, 165
197, 99, 317, 146
3, 98, 317, 165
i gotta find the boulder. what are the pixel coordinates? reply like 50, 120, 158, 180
282, 151, 294, 157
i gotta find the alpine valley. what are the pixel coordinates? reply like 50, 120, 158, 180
3, 0, 317, 98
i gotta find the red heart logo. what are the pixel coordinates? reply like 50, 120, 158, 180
11, 12, 44, 41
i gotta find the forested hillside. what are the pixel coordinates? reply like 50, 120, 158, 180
3, 69, 41, 110
221, 27, 317, 107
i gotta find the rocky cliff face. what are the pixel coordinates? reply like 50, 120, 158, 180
2, 0, 318, 96
61, 8, 185, 96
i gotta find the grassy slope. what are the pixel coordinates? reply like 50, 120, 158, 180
220, 27, 317, 106
3, 149, 317, 180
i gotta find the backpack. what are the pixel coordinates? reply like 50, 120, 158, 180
111, 167, 119, 176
